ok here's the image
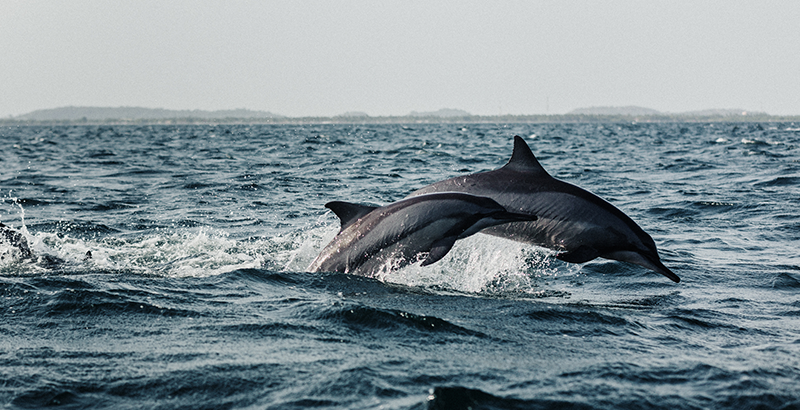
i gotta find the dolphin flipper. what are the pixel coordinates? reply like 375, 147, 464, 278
421, 235, 459, 266
555, 246, 601, 264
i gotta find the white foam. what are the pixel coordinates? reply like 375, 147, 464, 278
280, 213, 339, 272
370, 234, 566, 295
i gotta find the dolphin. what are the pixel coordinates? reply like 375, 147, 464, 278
408, 136, 679, 283
308, 192, 537, 275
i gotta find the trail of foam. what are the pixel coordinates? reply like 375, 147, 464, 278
92, 230, 269, 277
1, 212, 337, 279
3, 200, 574, 295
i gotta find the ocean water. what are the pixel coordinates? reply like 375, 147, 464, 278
1, 122, 799, 409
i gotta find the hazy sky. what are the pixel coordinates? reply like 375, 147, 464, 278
2, 1, 799, 117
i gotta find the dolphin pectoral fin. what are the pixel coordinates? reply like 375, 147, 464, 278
421, 236, 459, 266
555, 246, 601, 264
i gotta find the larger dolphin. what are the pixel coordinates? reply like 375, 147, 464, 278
309, 192, 537, 275
409, 136, 679, 283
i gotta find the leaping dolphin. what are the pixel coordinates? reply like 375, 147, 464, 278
308, 192, 537, 275
409, 136, 679, 283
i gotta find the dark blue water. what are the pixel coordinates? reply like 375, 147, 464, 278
2, 123, 799, 409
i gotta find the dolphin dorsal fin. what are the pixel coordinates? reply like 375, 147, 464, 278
501, 136, 549, 176
325, 201, 378, 231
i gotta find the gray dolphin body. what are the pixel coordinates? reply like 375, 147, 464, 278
309, 192, 537, 275
409, 136, 679, 283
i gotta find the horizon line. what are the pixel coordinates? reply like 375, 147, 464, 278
7, 105, 787, 121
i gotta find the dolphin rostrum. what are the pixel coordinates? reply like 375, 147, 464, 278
409, 136, 679, 283
308, 192, 537, 275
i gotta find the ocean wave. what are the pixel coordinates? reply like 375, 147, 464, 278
310, 301, 487, 338
3, 123, 800, 409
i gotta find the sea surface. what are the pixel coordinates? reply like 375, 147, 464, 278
1, 122, 799, 409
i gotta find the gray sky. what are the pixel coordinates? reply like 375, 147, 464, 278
2, 1, 799, 117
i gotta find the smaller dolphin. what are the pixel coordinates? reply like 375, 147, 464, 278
308, 193, 537, 275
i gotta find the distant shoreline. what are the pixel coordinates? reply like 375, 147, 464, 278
3, 113, 798, 125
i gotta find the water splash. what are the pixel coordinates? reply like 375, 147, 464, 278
280, 211, 576, 295
368, 234, 569, 295
280, 212, 339, 272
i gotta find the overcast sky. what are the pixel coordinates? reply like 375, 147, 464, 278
2, 1, 799, 117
